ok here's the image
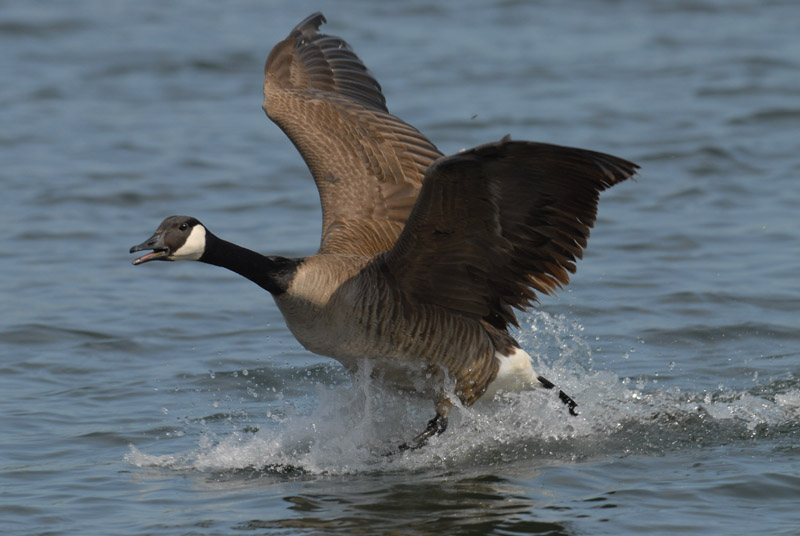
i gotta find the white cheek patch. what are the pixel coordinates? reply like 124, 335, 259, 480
172, 225, 206, 261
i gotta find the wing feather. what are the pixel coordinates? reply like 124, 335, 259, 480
379, 138, 638, 329
263, 13, 442, 256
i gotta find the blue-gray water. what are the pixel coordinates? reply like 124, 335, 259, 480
2, 1, 799, 534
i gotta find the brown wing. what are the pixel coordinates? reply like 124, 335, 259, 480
263, 13, 442, 257
379, 137, 638, 330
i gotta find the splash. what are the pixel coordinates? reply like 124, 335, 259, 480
126, 311, 800, 475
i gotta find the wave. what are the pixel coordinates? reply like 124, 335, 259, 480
125, 312, 800, 476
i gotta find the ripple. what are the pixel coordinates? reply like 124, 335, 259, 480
729, 107, 800, 126
0, 323, 146, 356
88, 51, 257, 80
1, 323, 115, 345
0, 19, 88, 37
32, 189, 151, 207
642, 322, 799, 346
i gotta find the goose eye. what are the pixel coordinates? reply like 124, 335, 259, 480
179, 223, 188, 231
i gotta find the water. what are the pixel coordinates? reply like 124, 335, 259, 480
2, 0, 799, 534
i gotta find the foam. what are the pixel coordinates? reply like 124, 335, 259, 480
125, 311, 800, 475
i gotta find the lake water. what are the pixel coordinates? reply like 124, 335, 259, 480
2, 0, 799, 534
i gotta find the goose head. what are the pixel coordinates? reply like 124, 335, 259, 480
130, 215, 207, 265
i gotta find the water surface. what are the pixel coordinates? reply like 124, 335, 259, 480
2, 1, 799, 534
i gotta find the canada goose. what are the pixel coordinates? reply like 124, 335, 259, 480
130, 13, 638, 451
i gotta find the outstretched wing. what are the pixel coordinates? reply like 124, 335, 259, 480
380, 138, 638, 330
263, 13, 442, 257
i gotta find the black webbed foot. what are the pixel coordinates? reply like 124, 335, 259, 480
537, 375, 579, 416
396, 412, 448, 453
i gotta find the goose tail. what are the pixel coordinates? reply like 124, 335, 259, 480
488, 346, 579, 415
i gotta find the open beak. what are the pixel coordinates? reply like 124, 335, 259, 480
130, 231, 169, 265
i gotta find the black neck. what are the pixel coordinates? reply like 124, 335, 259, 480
198, 232, 299, 295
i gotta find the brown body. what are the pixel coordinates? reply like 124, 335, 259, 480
275, 254, 501, 404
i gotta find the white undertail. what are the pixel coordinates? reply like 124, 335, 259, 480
482, 346, 546, 400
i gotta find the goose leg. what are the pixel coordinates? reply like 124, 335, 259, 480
398, 412, 448, 452
537, 375, 579, 416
